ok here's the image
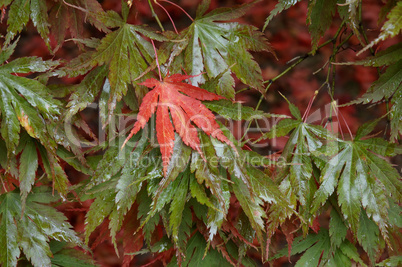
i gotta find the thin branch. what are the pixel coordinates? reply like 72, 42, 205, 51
62, 0, 87, 13
239, 22, 347, 143
148, 0, 165, 31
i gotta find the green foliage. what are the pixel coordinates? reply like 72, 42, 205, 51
0, 188, 83, 267
0, 54, 60, 154
49, 241, 96, 267
311, 121, 402, 238
0, 0, 401, 266
161, 0, 272, 93
262, 101, 333, 228
346, 54, 402, 142
271, 229, 366, 266
58, 10, 166, 125
263, 0, 302, 31
307, 0, 338, 53
360, 1, 402, 54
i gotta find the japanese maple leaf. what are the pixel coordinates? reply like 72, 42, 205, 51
123, 74, 236, 175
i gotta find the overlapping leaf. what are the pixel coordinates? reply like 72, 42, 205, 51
3, 131, 88, 205
161, 0, 272, 93
357, 209, 380, 264
311, 121, 402, 241
59, 11, 166, 125
347, 43, 402, 67
189, 134, 231, 241
0, 52, 72, 197
346, 59, 402, 142
83, 134, 159, 247
0, 55, 60, 154
0, 188, 84, 267
359, 1, 402, 54
204, 99, 285, 121
262, 102, 332, 227
168, 232, 233, 267
49, 241, 96, 267
208, 123, 293, 248
271, 229, 365, 266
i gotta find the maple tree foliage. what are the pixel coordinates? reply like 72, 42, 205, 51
0, 0, 401, 266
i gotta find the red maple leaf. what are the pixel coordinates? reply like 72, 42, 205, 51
123, 74, 236, 175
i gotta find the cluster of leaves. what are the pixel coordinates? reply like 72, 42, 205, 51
0, 0, 400, 266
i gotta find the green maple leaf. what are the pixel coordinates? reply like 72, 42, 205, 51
359, 1, 402, 54
307, 0, 338, 53
348, 43, 402, 67
48, 0, 109, 50
0, 55, 60, 154
207, 123, 292, 247
377, 256, 402, 267
261, 99, 332, 226
329, 208, 348, 249
59, 11, 166, 125
162, 0, 272, 93
84, 133, 159, 247
136, 188, 160, 246
7, 132, 89, 206
168, 232, 232, 267
0, 188, 84, 267
337, 0, 360, 40
190, 132, 227, 213
311, 121, 402, 240
357, 209, 380, 265
340, 44, 402, 141
4, 0, 51, 48
209, 133, 265, 243
18, 137, 38, 202
168, 169, 190, 245
0, 50, 71, 197
271, 229, 365, 267
49, 241, 96, 267
190, 133, 231, 241
143, 136, 191, 229
263, 0, 302, 31
204, 99, 284, 121
352, 60, 402, 142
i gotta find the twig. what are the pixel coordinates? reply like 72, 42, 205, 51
239, 22, 347, 143
148, 0, 164, 31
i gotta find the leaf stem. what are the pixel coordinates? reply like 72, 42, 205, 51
338, 108, 353, 138
159, 0, 194, 21
151, 39, 162, 81
148, 0, 165, 31
0, 174, 8, 193
153, 0, 178, 34
62, 0, 87, 13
